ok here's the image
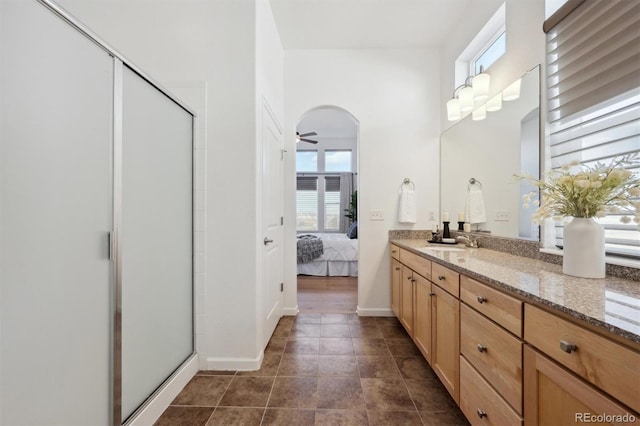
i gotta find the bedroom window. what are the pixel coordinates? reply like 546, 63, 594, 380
296, 176, 318, 231
324, 176, 341, 231
296, 148, 354, 233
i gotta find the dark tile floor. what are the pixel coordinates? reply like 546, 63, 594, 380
155, 313, 469, 425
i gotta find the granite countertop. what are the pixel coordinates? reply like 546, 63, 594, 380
391, 239, 640, 345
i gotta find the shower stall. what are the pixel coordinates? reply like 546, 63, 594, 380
0, 1, 195, 424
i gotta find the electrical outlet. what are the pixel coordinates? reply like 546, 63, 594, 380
369, 210, 384, 221
495, 210, 509, 221
428, 211, 435, 221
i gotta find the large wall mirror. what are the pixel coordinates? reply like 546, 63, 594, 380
440, 65, 540, 240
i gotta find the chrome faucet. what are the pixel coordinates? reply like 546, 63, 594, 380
456, 234, 478, 248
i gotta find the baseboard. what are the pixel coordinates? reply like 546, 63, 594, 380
356, 306, 394, 317
128, 354, 198, 426
282, 306, 299, 316
206, 351, 264, 371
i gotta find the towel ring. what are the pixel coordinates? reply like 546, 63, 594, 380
402, 178, 415, 190
468, 177, 483, 190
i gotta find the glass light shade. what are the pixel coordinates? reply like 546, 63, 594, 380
486, 93, 502, 111
447, 98, 461, 121
472, 104, 487, 121
459, 86, 474, 112
503, 78, 521, 101
472, 72, 490, 101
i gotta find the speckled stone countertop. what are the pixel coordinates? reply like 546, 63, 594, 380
391, 239, 640, 345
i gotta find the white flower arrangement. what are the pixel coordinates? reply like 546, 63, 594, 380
516, 154, 640, 225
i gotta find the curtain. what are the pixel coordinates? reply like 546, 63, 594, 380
339, 173, 354, 233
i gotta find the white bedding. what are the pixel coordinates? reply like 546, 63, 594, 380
297, 233, 358, 277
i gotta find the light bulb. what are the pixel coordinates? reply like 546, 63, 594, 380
486, 93, 502, 111
472, 104, 487, 121
459, 86, 474, 113
447, 98, 461, 121
472, 72, 490, 101
503, 78, 521, 101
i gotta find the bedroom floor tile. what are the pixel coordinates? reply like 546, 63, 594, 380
156, 286, 469, 425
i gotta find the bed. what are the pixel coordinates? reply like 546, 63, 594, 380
297, 233, 358, 277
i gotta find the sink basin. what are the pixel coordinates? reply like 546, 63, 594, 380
418, 246, 466, 253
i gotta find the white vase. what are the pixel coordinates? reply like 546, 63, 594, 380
563, 217, 605, 279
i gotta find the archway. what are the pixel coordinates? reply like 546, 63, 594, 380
294, 106, 360, 313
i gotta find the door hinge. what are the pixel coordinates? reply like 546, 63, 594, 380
281, 149, 287, 160
280, 282, 284, 292
281, 216, 284, 226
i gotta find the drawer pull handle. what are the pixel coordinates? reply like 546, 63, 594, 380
477, 409, 487, 419
476, 296, 487, 304
407, 277, 412, 281
411, 279, 416, 283
477, 344, 487, 353
428, 292, 435, 296
438, 275, 445, 281
560, 340, 577, 354
395, 267, 400, 271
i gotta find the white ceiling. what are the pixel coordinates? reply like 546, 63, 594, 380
269, 0, 472, 49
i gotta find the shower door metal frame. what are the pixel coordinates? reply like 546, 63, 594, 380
35, 2, 197, 425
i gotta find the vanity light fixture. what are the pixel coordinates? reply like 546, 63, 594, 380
503, 78, 521, 101
472, 104, 487, 121
486, 93, 503, 112
446, 66, 491, 121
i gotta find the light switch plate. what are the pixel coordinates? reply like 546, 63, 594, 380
370, 210, 384, 221
495, 210, 509, 221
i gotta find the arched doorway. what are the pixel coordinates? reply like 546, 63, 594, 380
294, 106, 359, 313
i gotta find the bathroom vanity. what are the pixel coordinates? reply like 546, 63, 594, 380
390, 239, 639, 425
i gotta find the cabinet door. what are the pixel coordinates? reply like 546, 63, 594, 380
414, 277, 433, 364
391, 258, 402, 317
400, 265, 414, 336
432, 283, 460, 403
524, 345, 635, 426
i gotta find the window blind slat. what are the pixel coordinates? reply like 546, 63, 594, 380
547, 0, 640, 260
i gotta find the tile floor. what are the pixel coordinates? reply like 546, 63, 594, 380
155, 313, 469, 425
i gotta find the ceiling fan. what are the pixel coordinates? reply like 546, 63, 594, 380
296, 131, 318, 144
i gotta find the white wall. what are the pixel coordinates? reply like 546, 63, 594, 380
53, 0, 282, 371
283, 48, 441, 315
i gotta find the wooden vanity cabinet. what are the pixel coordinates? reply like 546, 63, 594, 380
414, 275, 433, 364
391, 258, 401, 318
524, 345, 637, 426
432, 281, 460, 403
400, 265, 415, 336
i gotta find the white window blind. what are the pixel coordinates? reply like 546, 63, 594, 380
296, 176, 318, 231
324, 176, 340, 231
546, 0, 640, 259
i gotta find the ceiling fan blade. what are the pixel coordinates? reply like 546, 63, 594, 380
299, 138, 318, 144
298, 131, 317, 137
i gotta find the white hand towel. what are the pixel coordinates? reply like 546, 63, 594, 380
465, 186, 487, 224
398, 188, 416, 223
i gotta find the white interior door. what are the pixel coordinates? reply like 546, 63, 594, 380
262, 103, 284, 347
1, 1, 113, 424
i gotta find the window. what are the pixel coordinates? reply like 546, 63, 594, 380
325, 150, 352, 172
472, 31, 506, 75
545, 0, 640, 259
455, 2, 506, 86
296, 150, 317, 172
296, 148, 353, 232
296, 177, 318, 231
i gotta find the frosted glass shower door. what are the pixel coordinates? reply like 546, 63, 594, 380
120, 66, 194, 421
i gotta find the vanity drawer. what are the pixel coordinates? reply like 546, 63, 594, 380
525, 304, 640, 412
460, 276, 522, 337
390, 244, 400, 260
432, 262, 459, 297
460, 356, 523, 426
461, 304, 523, 414
399, 248, 431, 280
